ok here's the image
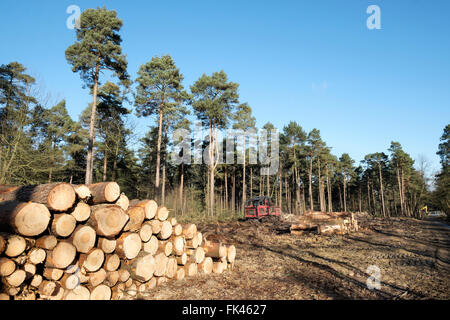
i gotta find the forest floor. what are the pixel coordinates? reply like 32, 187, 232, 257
142, 214, 450, 300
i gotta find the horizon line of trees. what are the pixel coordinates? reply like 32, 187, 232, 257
1, 7, 448, 218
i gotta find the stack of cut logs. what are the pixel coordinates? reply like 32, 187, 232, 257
0, 182, 236, 300
288, 211, 359, 235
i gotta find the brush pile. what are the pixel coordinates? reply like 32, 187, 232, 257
0, 182, 236, 300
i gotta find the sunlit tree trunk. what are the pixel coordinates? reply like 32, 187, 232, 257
85, 63, 100, 185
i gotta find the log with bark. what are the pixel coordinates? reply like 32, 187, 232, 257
0, 183, 76, 212
51, 214, 76, 237
86, 205, 129, 238
115, 232, 141, 260
43, 267, 64, 281
127, 252, 155, 282
139, 222, 153, 242
123, 206, 145, 232
45, 241, 76, 269
88, 182, 120, 204
158, 220, 173, 240
142, 235, 158, 255
202, 241, 226, 259
182, 224, 197, 239
79, 248, 104, 272
156, 206, 169, 221
129, 199, 157, 220
0, 257, 15, 277
1, 233, 27, 257
197, 257, 213, 274
115, 193, 129, 211
70, 202, 91, 222
73, 185, 91, 200
35, 235, 57, 250
0, 201, 51, 236
69, 225, 96, 254
97, 237, 116, 254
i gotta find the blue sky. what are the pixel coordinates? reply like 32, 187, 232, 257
1, 0, 449, 175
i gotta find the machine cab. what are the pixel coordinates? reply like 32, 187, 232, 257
244, 196, 278, 218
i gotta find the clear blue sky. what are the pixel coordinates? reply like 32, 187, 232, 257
1, 0, 449, 175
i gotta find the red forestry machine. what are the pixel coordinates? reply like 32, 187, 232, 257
244, 196, 281, 219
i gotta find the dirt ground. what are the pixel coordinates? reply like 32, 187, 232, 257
143, 214, 450, 300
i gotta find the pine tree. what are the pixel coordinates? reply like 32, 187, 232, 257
135, 54, 189, 202
30, 100, 77, 183
0, 62, 37, 184
363, 152, 389, 217
190, 70, 239, 216
433, 125, 450, 214
65, 7, 129, 184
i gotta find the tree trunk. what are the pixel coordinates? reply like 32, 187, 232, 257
242, 136, 246, 215
102, 150, 107, 182
161, 128, 168, 206
155, 108, 164, 202
85, 63, 100, 185
378, 162, 386, 217
308, 154, 314, 211
318, 158, 325, 212
343, 176, 347, 212
232, 166, 236, 214
250, 167, 253, 200
224, 166, 228, 210
396, 167, 404, 215
127, 252, 155, 282
326, 164, 332, 212
179, 162, 184, 215
279, 166, 282, 210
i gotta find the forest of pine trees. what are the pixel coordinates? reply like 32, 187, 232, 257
1, 7, 448, 220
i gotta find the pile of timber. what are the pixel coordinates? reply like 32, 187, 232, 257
0, 182, 236, 300
288, 211, 359, 235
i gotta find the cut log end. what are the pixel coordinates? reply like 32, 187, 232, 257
47, 183, 76, 211
0, 201, 51, 237
90, 284, 111, 300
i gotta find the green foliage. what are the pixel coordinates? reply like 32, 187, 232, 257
190, 70, 239, 129
65, 7, 129, 88
432, 125, 450, 214
135, 54, 190, 121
